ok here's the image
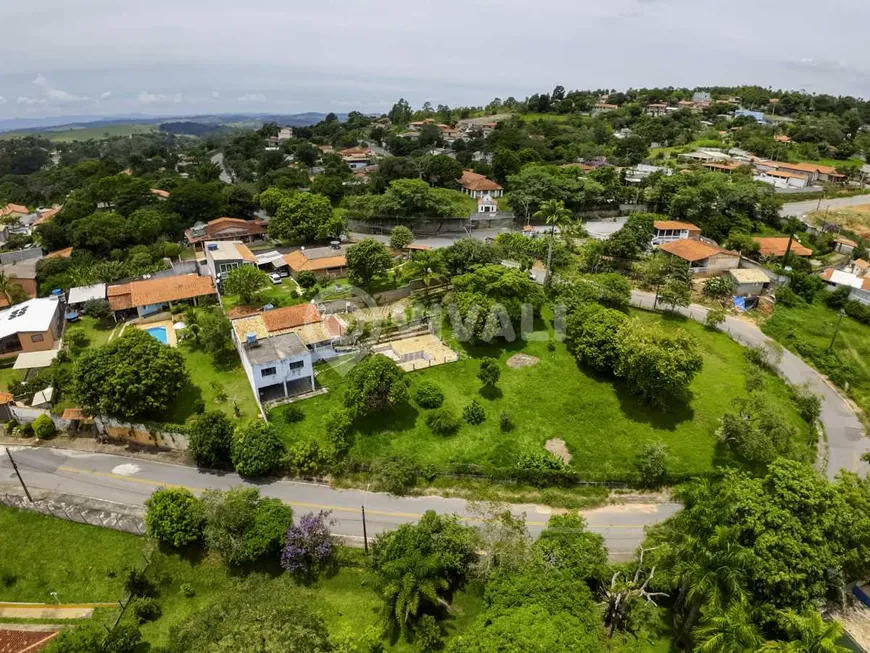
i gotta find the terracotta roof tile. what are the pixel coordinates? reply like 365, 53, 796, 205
108, 275, 214, 310
753, 237, 812, 257
457, 170, 502, 192
283, 251, 346, 272
659, 239, 727, 262
150, 188, 170, 198
654, 220, 700, 231
0, 203, 29, 218
46, 247, 73, 259
261, 304, 322, 332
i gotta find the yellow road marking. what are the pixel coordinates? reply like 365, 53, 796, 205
54, 466, 647, 529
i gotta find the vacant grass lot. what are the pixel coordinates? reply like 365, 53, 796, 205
763, 300, 870, 419
0, 506, 481, 652
3, 123, 157, 142
272, 311, 812, 478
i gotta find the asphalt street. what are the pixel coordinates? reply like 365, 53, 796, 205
0, 447, 678, 559
780, 193, 870, 218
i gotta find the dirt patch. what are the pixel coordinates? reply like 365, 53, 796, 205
506, 353, 540, 369
545, 438, 572, 464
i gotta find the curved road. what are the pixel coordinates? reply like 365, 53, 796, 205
0, 446, 678, 560
780, 193, 870, 218
631, 290, 868, 479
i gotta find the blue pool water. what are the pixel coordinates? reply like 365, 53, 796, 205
145, 326, 168, 345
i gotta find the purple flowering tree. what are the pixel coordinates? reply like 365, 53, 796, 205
280, 510, 336, 578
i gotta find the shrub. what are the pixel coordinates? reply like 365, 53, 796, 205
415, 614, 444, 652
296, 270, 317, 289
131, 597, 161, 624
181, 583, 195, 598
462, 399, 486, 425
775, 286, 804, 308
325, 408, 353, 453
188, 410, 234, 469
283, 404, 305, 423
790, 384, 822, 424
389, 225, 414, 250
413, 380, 444, 409
32, 414, 56, 439
825, 286, 852, 310
516, 450, 567, 472
281, 510, 336, 579
145, 487, 205, 548
373, 456, 417, 495
634, 443, 669, 488
705, 308, 726, 329
231, 421, 284, 477
5, 419, 17, 433
476, 357, 501, 388
703, 276, 736, 300
124, 568, 155, 598
21, 422, 33, 438
427, 407, 461, 435
286, 440, 328, 476
499, 410, 514, 432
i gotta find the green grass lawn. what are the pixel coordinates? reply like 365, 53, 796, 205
518, 112, 572, 122
271, 311, 812, 479
3, 123, 157, 142
0, 506, 144, 604
762, 299, 870, 419
64, 315, 115, 349
0, 357, 21, 392
164, 341, 259, 423
222, 277, 305, 311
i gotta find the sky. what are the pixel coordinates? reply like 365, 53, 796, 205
2, 0, 870, 121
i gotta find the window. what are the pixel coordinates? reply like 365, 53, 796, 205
261, 367, 276, 377
219, 262, 240, 274
30, 334, 44, 343
288, 361, 304, 371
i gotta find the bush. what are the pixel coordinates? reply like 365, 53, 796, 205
373, 456, 417, 495
296, 270, 317, 289
462, 399, 486, 425
283, 404, 305, 423
32, 414, 55, 439
476, 357, 501, 388
344, 354, 410, 417
516, 450, 567, 472
21, 422, 34, 438
426, 406, 461, 435
145, 487, 205, 548
181, 583, 195, 598
825, 286, 852, 310
790, 384, 822, 424
775, 286, 803, 308
325, 408, 353, 453
389, 225, 414, 250
499, 410, 514, 432
634, 443, 669, 488
188, 410, 234, 469
5, 419, 17, 433
286, 440, 328, 475
131, 597, 161, 624
415, 614, 444, 652
231, 421, 284, 477
124, 568, 154, 598
414, 380, 444, 409
705, 308, 726, 329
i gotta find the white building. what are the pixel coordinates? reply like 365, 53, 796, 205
625, 164, 673, 185
204, 241, 257, 279
235, 330, 316, 405
477, 195, 498, 214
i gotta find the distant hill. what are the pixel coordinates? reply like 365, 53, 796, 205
0, 112, 351, 135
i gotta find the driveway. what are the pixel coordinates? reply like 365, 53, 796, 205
631, 290, 869, 479
1, 447, 679, 558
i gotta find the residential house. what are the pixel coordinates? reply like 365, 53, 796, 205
703, 162, 741, 175
735, 109, 766, 123
107, 274, 216, 318
692, 92, 712, 103
235, 330, 315, 404
184, 217, 267, 246
278, 127, 294, 141
753, 237, 812, 258
0, 204, 30, 221
652, 220, 701, 246
31, 205, 62, 227
645, 103, 670, 117
834, 236, 858, 254
231, 303, 341, 363
847, 258, 869, 276
728, 268, 771, 296
754, 161, 844, 185
753, 169, 810, 190
283, 244, 348, 279
0, 297, 64, 356
0, 257, 40, 303
821, 268, 870, 306
774, 134, 792, 143
67, 283, 107, 309
338, 147, 373, 171
678, 149, 731, 164
204, 241, 257, 279
45, 247, 73, 259
477, 195, 498, 214
658, 239, 740, 273
408, 119, 435, 131
625, 164, 672, 184
457, 170, 503, 199
593, 102, 618, 113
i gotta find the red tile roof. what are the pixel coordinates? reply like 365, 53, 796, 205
150, 188, 170, 199
185, 217, 266, 244
0, 629, 59, 652
753, 237, 812, 257
659, 239, 729, 262
283, 250, 346, 272
654, 220, 700, 232
457, 170, 502, 192
0, 204, 29, 218
262, 304, 322, 332
108, 275, 215, 311
46, 247, 73, 259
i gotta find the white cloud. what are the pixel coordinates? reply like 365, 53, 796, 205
0, 97, 6, 105
237, 93, 266, 102
137, 90, 184, 104
211, 91, 220, 98
17, 96, 45, 105
32, 74, 87, 103
100, 91, 112, 100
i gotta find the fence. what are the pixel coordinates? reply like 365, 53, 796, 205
93, 416, 189, 451
0, 489, 145, 535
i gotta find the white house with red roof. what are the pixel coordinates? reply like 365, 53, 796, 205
457, 170, 503, 199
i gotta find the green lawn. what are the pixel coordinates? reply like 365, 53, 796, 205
271, 310, 813, 479
0, 506, 144, 604
762, 300, 870, 420
0, 357, 21, 392
3, 123, 157, 142
518, 112, 572, 122
64, 315, 115, 349
164, 341, 259, 423
0, 505, 481, 651
222, 277, 305, 311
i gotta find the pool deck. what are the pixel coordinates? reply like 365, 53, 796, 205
134, 319, 178, 347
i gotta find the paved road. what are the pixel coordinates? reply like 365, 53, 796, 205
209, 152, 234, 184
780, 193, 870, 218
350, 227, 508, 250
631, 290, 868, 479
0, 447, 679, 558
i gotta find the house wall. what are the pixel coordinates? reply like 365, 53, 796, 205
17, 329, 56, 353
308, 342, 339, 362
705, 253, 741, 272
735, 281, 765, 295
10, 278, 37, 297
251, 354, 314, 393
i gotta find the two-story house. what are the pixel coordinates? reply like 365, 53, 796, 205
204, 240, 258, 279
651, 221, 701, 246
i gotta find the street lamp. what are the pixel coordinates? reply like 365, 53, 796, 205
827, 309, 846, 353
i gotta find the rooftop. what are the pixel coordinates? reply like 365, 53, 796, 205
243, 331, 308, 365
753, 237, 812, 257
108, 274, 215, 311
67, 283, 107, 304
0, 297, 60, 339
283, 248, 347, 272
205, 240, 257, 263
654, 220, 700, 231
658, 239, 727, 262
457, 170, 503, 192
728, 268, 771, 284
185, 217, 266, 243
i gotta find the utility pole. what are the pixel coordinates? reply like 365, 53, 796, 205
827, 309, 846, 353
782, 232, 795, 267
361, 506, 368, 554
5, 448, 32, 502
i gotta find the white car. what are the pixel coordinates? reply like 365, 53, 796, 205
269, 273, 282, 285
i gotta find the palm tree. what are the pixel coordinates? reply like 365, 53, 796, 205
761, 610, 850, 653
404, 249, 446, 300
378, 550, 451, 633
694, 601, 764, 653
533, 199, 573, 285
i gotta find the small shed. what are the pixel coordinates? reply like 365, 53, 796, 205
13, 349, 60, 371
729, 268, 771, 296
31, 386, 54, 408
67, 283, 107, 307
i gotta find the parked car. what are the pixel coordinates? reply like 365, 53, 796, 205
269, 273, 282, 284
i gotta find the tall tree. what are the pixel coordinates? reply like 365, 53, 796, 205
533, 199, 573, 284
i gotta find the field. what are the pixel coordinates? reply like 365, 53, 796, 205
0, 505, 482, 651
763, 300, 870, 420
807, 204, 870, 237
2, 123, 157, 142
518, 112, 572, 123
271, 310, 813, 479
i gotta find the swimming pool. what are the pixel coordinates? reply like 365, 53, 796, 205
145, 326, 168, 345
